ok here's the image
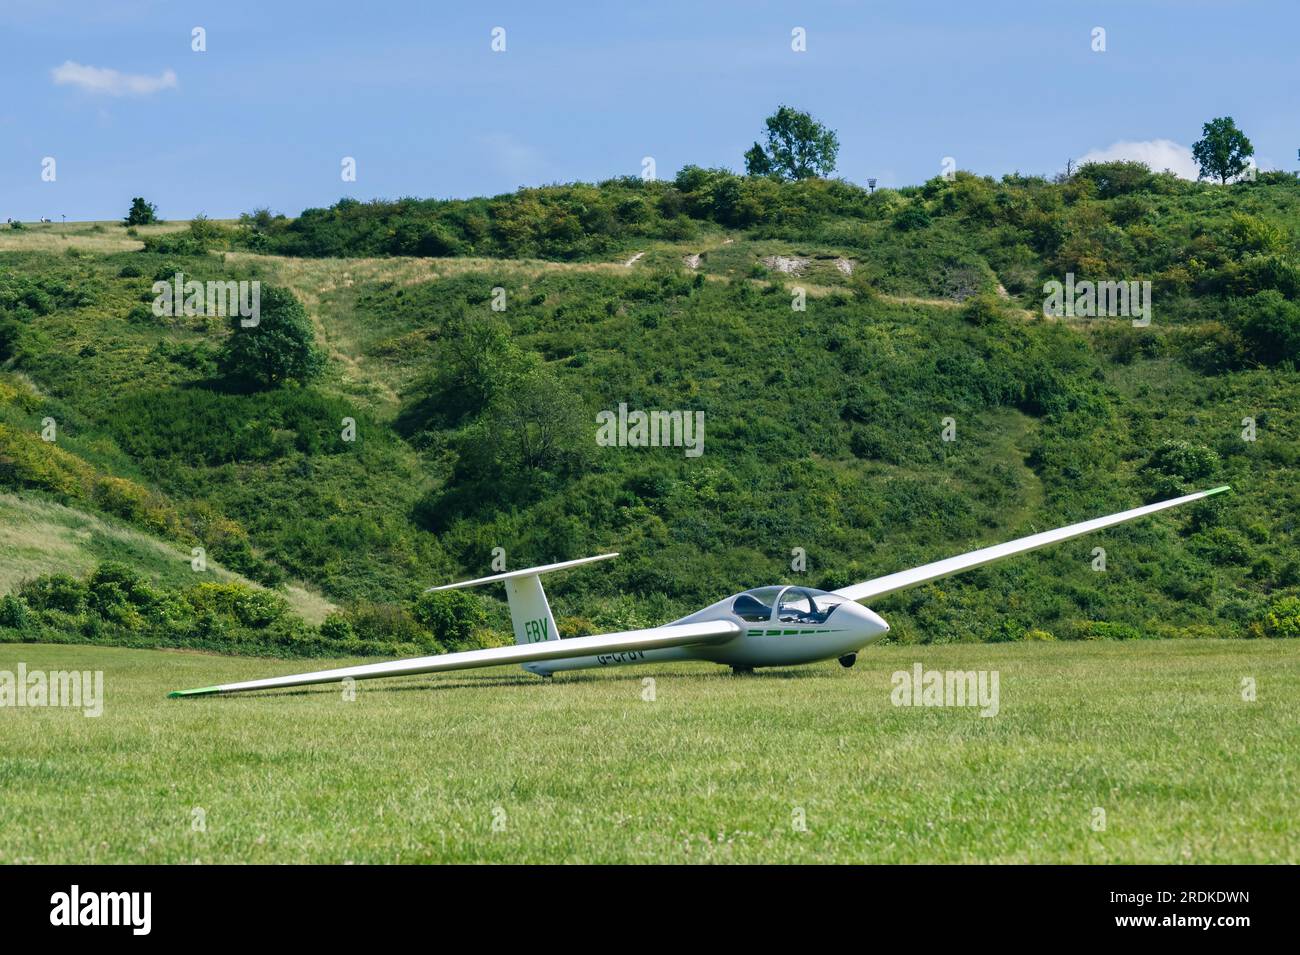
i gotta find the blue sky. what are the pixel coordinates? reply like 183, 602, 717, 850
2, 0, 1296, 221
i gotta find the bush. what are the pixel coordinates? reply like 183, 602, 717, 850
345, 602, 431, 647
318, 613, 355, 642
19, 573, 87, 614
1141, 440, 1220, 498
140, 232, 208, 256
893, 204, 931, 231
1191, 527, 1252, 565
86, 562, 158, 628
412, 590, 487, 648
0, 594, 32, 631
961, 293, 1005, 326
1073, 160, 1154, 198
1232, 291, 1300, 366
1252, 596, 1300, 638
556, 615, 598, 638
1078, 621, 1146, 640
152, 261, 184, 282
184, 582, 289, 628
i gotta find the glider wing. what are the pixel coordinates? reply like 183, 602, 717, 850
169, 619, 742, 697
833, 486, 1230, 603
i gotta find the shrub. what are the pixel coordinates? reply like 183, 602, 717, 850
0, 594, 32, 631
893, 204, 932, 231
1191, 527, 1252, 565
961, 292, 1005, 326
319, 613, 355, 642
86, 562, 158, 628
140, 232, 208, 256
1075, 621, 1146, 640
19, 574, 87, 614
0, 424, 94, 498
345, 602, 431, 647
184, 582, 289, 628
152, 261, 184, 282
1073, 160, 1154, 198
1252, 596, 1300, 639
1232, 291, 1300, 366
1141, 440, 1220, 498
988, 620, 1026, 642
412, 590, 487, 648
556, 615, 598, 638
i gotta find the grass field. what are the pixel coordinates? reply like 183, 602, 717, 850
1, 639, 1295, 863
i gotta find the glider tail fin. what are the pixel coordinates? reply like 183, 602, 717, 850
503, 574, 558, 645
426, 553, 619, 646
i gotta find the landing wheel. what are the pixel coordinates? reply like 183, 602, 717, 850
838, 653, 857, 669
731, 666, 755, 676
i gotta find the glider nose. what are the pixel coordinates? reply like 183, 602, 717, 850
858, 604, 890, 637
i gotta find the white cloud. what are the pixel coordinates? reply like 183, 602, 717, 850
1076, 139, 1199, 180
51, 60, 177, 97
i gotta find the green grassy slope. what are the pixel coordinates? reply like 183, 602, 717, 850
1, 168, 1298, 652
1, 640, 1294, 863
0, 493, 333, 623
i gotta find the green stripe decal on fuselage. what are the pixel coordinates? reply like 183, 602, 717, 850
746, 628, 848, 637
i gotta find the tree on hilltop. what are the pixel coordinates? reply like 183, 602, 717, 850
744, 106, 839, 180
1192, 117, 1254, 184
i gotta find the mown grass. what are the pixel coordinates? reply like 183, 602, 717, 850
0, 639, 1295, 863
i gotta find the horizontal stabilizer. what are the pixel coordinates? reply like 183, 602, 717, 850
426, 553, 619, 592
169, 619, 740, 697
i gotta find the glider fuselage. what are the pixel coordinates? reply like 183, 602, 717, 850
524, 585, 889, 675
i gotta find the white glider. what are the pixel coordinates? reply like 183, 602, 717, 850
170, 486, 1229, 696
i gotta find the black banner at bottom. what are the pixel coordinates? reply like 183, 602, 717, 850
0, 864, 1285, 942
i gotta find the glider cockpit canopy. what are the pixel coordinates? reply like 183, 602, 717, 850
731, 586, 850, 624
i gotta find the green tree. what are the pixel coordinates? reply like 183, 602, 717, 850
217, 286, 325, 389
744, 106, 839, 180
487, 367, 588, 477
124, 197, 158, 226
427, 316, 531, 424
1192, 117, 1254, 184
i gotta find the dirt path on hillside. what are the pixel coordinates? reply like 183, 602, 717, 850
222, 250, 1043, 333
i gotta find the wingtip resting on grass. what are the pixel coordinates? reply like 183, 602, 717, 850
168, 686, 221, 698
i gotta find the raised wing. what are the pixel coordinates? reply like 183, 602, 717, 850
169, 620, 741, 697
834, 486, 1230, 603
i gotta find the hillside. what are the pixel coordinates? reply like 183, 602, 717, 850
2, 163, 1299, 655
